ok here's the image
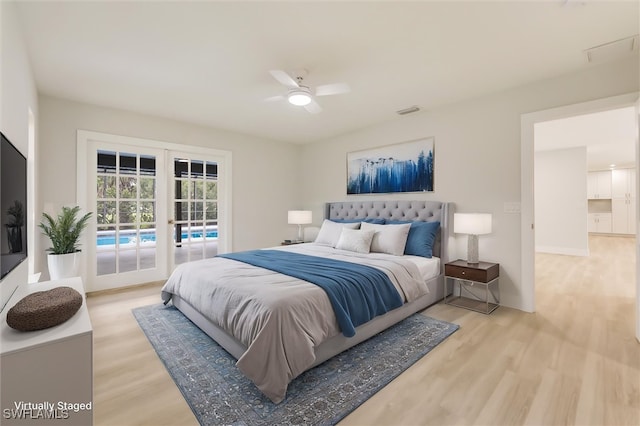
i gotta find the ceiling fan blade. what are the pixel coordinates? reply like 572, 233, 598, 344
264, 95, 284, 102
269, 70, 299, 88
304, 99, 323, 114
315, 82, 350, 97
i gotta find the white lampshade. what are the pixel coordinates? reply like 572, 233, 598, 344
288, 210, 312, 242
454, 213, 492, 264
288, 210, 312, 225
454, 213, 492, 235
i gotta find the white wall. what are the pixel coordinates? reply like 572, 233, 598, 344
534, 147, 588, 256
37, 96, 301, 281
0, 1, 39, 309
300, 56, 639, 311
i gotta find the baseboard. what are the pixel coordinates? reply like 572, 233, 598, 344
535, 246, 589, 256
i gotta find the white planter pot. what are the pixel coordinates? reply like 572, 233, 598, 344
47, 252, 80, 280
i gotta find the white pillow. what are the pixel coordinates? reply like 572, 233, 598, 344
335, 228, 375, 254
314, 219, 360, 247
360, 222, 411, 256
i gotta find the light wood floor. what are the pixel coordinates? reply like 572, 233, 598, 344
88, 235, 639, 425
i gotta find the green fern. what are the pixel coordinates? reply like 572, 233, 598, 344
39, 206, 93, 254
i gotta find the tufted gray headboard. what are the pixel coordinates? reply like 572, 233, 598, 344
325, 200, 450, 266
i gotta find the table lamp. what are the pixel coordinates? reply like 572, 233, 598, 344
288, 210, 312, 242
454, 213, 492, 264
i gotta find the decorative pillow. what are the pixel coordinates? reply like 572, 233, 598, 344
360, 222, 411, 256
387, 221, 440, 258
330, 218, 386, 225
335, 228, 376, 254
314, 219, 360, 247
7, 286, 83, 332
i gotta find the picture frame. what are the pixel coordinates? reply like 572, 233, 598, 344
346, 137, 434, 194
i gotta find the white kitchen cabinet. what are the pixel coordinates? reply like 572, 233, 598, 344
588, 213, 612, 233
611, 168, 636, 199
0, 277, 93, 425
587, 171, 612, 199
611, 168, 636, 235
612, 198, 636, 235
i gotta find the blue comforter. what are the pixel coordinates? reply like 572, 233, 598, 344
218, 249, 403, 337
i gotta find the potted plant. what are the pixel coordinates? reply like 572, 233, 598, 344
39, 206, 92, 280
5, 200, 24, 253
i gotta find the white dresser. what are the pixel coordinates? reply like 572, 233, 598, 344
0, 277, 93, 426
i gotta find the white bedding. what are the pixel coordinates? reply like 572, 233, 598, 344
161, 243, 439, 403
275, 243, 440, 283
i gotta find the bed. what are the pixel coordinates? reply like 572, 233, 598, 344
161, 200, 451, 403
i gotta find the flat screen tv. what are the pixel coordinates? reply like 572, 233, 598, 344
1, 132, 28, 279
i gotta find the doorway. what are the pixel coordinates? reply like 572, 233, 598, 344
521, 92, 640, 339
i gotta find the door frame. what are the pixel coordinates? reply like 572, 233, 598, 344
520, 91, 639, 339
76, 130, 232, 292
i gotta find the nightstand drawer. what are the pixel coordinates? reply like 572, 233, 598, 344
445, 261, 499, 283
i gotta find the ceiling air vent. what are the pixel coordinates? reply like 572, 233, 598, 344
584, 35, 638, 64
396, 106, 420, 115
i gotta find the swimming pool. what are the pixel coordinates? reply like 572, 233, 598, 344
96, 229, 218, 246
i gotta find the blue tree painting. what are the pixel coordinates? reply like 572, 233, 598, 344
347, 138, 434, 194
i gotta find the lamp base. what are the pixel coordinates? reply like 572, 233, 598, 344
467, 234, 479, 264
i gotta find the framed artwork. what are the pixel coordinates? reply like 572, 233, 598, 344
347, 137, 434, 194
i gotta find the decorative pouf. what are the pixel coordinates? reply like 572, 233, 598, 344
6, 286, 83, 332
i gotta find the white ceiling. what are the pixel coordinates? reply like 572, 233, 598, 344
14, 1, 640, 144
535, 106, 638, 170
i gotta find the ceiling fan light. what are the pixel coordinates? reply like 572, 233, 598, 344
288, 90, 312, 106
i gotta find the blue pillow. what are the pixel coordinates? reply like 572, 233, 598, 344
330, 218, 386, 225
387, 221, 440, 258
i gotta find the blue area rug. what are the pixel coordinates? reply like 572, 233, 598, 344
133, 304, 458, 425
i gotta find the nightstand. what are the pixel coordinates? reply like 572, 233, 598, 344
281, 240, 304, 246
444, 259, 499, 314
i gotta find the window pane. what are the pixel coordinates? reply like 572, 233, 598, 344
191, 160, 204, 179
119, 153, 137, 175
97, 250, 116, 275
140, 178, 155, 199
174, 158, 189, 178
140, 155, 156, 177
189, 243, 204, 261
97, 151, 116, 174
139, 247, 156, 270
140, 201, 155, 223
119, 176, 137, 199
175, 202, 187, 222
119, 225, 136, 247
119, 201, 137, 224
206, 202, 217, 220
119, 249, 138, 273
192, 181, 204, 199
176, 180, 189, 200
205, 181, 217, 200
96, 225, 117, 249
140, 229, 156, 245
97, 176, 116, 199
206, 162, 218, 179
96, 201, 116, 225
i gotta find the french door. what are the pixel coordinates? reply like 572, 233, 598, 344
169, 152, 221, 267
78, 131, 231, 292
87, 142, 168, 290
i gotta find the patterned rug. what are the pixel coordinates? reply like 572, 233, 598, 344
133, 304, 458, 426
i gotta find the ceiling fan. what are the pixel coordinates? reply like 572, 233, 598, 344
266, 69, 350, 114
